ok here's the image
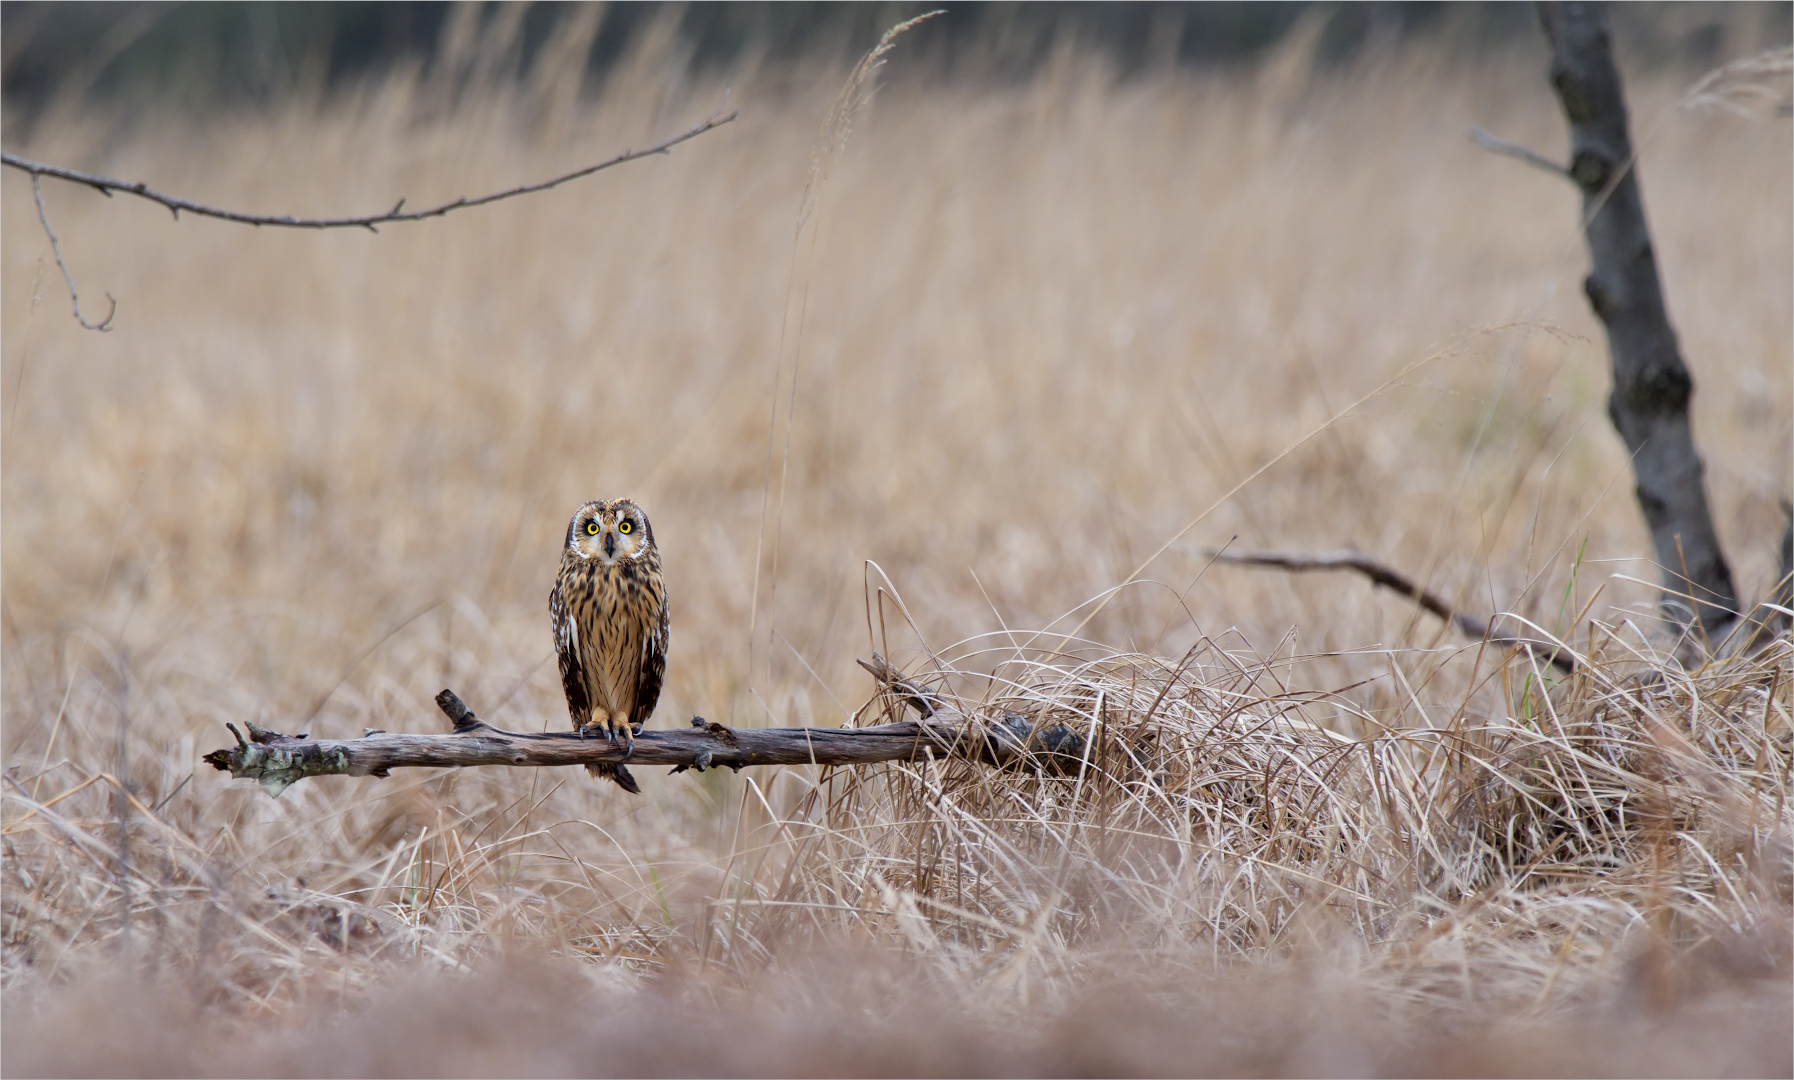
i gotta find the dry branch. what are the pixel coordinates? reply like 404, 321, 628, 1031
28, 173, 113, 330
1202, 548, 1578, 673
204, 670, 1086, 798
2, 109, 735, 231
3, 107, 736, 329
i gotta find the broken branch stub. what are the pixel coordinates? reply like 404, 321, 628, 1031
203, 671, 1087, 797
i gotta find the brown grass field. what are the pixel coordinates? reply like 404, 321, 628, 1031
3, 13, 1791, 1077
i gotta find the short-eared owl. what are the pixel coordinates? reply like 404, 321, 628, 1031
549, 498, 669, 793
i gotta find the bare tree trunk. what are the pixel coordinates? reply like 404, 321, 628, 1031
1538, 1, 1740, 638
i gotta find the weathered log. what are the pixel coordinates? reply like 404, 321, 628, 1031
204, 675, 1086, 797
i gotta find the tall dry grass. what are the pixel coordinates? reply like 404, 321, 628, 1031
3, 19, 1790, 1076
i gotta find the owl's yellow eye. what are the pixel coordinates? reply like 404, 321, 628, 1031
585, 521, 600, 536
618, 521, 633, 535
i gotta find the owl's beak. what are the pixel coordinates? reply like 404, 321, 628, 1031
603, 532, 616, 557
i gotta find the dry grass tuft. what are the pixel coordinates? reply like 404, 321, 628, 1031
3, 18, 1790, 1076
755, 626, 1791, 1004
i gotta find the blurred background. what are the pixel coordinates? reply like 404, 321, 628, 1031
3, 0, 1786, 729
5, 1, 1788, 117
1, 3, 1789, 1073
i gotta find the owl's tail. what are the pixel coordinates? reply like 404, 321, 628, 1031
587, 762, 642, 794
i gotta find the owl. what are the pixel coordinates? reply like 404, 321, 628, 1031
549, 498, 669, 793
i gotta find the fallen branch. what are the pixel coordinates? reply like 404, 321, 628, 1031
4, 106, 736, 329
204, 670, 1086, 798
1201, 548, 1578, 673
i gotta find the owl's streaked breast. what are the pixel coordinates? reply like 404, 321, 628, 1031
558, 547, 666, 722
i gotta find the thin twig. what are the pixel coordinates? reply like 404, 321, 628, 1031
3, 108, 737, 231
1469, 127, 1571, 180
5, 106, 737, 332
29, 174, 114, 331
1201, 548, 1578, 673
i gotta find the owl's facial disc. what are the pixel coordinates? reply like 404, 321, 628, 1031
568, 502, 647, 564
606, 507, 646, 562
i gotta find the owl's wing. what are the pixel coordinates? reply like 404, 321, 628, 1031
633, 593, 669, 725
550, 578, 590, 728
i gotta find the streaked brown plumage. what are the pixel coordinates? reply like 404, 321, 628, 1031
549, 498, 669, 793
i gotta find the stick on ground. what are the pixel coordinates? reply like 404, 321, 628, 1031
204, 661, 1086, 797
1202, 548, 1578, 673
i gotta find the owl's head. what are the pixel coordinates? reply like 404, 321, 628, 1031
565, 499, 654, 565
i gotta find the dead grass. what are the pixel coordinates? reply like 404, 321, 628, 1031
3, 19, 1790, 1077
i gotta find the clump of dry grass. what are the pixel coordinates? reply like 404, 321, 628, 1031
3, 13, 1790, 1076
5, 625, 1789, 1075
752, 619, 1789, 999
